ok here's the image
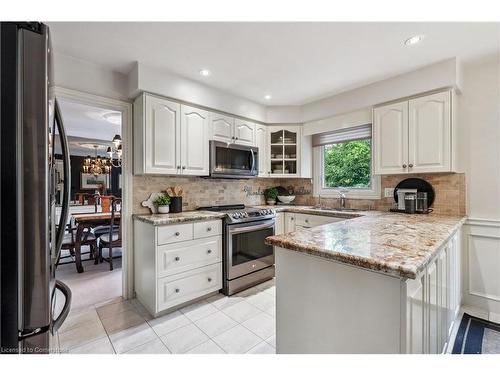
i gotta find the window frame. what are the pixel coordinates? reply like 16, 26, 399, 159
313, 136, 381, 200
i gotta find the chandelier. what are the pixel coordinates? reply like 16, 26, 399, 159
106, 134, 122, 168
83, 145, 111, 177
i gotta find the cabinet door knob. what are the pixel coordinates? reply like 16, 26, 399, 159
231, 136, 235, 140
409, 163, 414, 168
290, 217, 294, 221
207, 277, 212, 283
182, 166, 186, 170
207, 227, 212, 232
305, 219, 309, 223
207, 249, 212, 254
175, 288, 180, 293
175, 232, 180, 236
174, 256, 180, 261
402, 164, 407, 168
235, 137, 238, 140
177, 165, 181, 169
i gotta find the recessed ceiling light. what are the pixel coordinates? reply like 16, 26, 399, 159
404, 35, 424, 46
199, 69, 211, 77
264, 94, 272, 100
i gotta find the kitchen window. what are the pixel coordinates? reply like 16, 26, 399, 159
313, 124, 381, 199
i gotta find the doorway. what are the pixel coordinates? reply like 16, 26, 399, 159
53, 87, 133, 311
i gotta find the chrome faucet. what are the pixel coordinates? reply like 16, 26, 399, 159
314, 194, 322, 209
338, 190, 347, 209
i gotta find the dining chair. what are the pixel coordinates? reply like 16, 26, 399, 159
57, 217, 97, 271
97, 197, 122, 271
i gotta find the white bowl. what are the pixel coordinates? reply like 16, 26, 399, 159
277, 195, 296, 204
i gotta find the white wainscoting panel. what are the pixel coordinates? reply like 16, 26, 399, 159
463, 218, 500, 315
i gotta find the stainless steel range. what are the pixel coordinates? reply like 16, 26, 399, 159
198, 204, 275, 295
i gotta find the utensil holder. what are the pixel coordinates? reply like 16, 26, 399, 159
169, 196, 183, 213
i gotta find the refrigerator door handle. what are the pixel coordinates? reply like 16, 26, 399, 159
54, 98, 71, 261
51, 280, 72, 334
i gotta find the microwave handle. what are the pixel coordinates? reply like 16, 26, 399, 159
250, 148, 256, 174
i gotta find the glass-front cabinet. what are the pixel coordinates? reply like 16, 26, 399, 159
268, 126, 300, 176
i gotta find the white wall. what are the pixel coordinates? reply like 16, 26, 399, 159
300, 58, 461, 123
459, 53, 500, 316
129, 62, 268, 123
459, 54, 500, 220
53, 52, 129, 101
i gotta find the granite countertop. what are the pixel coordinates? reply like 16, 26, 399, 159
133, 211, 225, 225
265, 208, 466, 279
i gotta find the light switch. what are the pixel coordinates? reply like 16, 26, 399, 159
384, 188, 395, 198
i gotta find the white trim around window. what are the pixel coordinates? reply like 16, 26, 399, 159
312, 146, 381, 200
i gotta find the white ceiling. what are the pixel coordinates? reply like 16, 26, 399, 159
57, 99, 121, 156
48, 22, 500, 105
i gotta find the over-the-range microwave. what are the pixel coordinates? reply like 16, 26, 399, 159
209, 141, 258, 179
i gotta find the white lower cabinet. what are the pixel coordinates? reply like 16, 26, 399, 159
405, 229, 461, 354
275, 212, 285, 235
134, 219, 223, 316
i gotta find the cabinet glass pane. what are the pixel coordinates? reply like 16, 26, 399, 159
283, 130, 297, 144
284, 145, 297, 159
284, 160, 297, 174
270, 145, 283, 159
271, 160, 284, 174
270, 130, 284, 144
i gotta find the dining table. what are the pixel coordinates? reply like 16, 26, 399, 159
72, 212, 121, 273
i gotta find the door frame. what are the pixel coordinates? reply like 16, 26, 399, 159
51, 86, 134, 299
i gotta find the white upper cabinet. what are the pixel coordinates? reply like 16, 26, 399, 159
234, 119, 255, 146
180, 105, 210, 176
255, 124, 268, 177
373, 90, 454, 175
134, 93, 210, 176
268, 126, 301, 177
408, 91, 451, 173
373, 101, 408, 175
143, 95, 180, 175
211, 114, 234, 143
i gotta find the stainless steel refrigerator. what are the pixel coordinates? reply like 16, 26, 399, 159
1, 22, 71, 354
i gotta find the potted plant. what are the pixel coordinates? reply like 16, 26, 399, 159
265, 187, 279, 205
154, 194, 171, 214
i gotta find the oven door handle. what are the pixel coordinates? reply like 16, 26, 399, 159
228, 221, 275, 235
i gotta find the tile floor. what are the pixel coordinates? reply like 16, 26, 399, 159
56, 279, 276, 354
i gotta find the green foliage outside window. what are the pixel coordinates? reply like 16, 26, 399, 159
323, 139, 371, 189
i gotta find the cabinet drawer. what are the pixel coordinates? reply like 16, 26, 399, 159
193, 220, 222, 239
157, 223, 193, 245
295, 213, 344, 228
157, 236, 222, 278
157, 263, 222, 312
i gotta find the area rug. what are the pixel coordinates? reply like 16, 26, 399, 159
452, 313, 500, 354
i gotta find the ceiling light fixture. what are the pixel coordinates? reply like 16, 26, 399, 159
199, 69, 211, 77
404, 35, 424, 46
264, 94, 272, 100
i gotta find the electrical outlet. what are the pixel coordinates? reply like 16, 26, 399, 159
384, 188, 395, 198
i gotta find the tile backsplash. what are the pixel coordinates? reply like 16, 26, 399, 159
133, 176, 314, 214
133, 172, 465, 216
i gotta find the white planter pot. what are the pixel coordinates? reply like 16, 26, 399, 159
266, 200, 276, 206
158, 205, 170, 214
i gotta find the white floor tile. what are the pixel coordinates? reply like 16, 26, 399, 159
246, 341, 276, 354
100, 308, 145, 335
266, 334, 276, 348
222, 301, 261, 323
124, 338, 171, 354
195, 311, 238, 338
242, 312, 275, 340
212, 325, 261, 354
97, 299, 134, 320
109, 322, 158, 353
67, 336, 115, 354
148, 310, 191, 337
265, 305, 276, 317
245, 292, 275, 311
235, 286, 261, 298
180, 300, 218, 322
205, 293, 243, 310
186, 339, 226, 354
160, 323, 209, 354
59, 307, 100, 333
58, 320, 107, 351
